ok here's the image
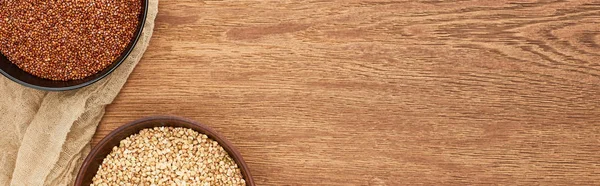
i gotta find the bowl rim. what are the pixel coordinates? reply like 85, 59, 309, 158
74, 116, 256, 186
0, 0, 149, 91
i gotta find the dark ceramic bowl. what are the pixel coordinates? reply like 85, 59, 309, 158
75, 116, 255, 186
0, 0, 148, 91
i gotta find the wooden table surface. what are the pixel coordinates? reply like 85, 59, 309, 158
93, 0, 600, 185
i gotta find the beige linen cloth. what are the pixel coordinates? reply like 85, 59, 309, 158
0, 1, 158, 185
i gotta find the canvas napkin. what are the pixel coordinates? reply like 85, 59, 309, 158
0, 0, 158, 185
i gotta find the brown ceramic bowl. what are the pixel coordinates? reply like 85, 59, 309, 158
75, 116, 255, 186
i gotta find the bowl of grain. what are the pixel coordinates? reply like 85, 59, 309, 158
75, 116, 255, 186
0, 0, 148, 91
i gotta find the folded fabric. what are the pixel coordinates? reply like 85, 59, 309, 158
0, 0, 158, 185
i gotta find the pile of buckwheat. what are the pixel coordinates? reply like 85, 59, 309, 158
91, 127, 246, 186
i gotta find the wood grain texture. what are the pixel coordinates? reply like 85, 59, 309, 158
93, 0, 600, 185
